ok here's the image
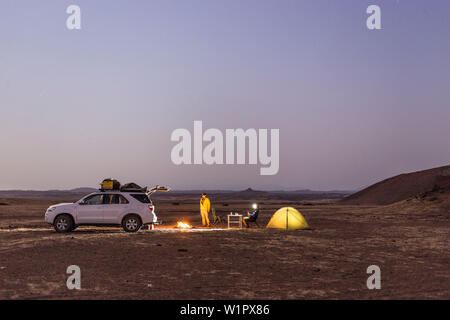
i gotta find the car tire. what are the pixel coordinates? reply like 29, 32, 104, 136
122, 215, 142, 233
54, 214, 74, 233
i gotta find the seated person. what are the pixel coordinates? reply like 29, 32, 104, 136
242, 204, 259, 228
211, 208, 222, 225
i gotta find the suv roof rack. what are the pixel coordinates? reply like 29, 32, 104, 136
120, 183, 146, 193
98, 179, 170, 196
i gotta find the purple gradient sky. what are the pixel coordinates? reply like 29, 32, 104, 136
1, 0, 449, 191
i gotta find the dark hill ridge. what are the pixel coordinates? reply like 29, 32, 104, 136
0, 186, 349, 202
152, 187, 348, 202
226, 188, 346, 201
0, 188, 97, 200
342, 165, 450, 205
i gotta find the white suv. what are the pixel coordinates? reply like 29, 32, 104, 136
45, 191, 157, 233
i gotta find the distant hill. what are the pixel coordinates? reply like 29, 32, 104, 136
0, 188, 97, 200
68, 188, 98, 193
201, 188, 349, 201
341, 165, 450, 205
0, 187, 349, 202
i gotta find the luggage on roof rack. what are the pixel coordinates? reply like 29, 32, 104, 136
120, 183, 146, 193
100, 178, 121, 191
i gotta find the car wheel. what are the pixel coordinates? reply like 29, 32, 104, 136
122, 215, 142, 233
54, 214, 74, 233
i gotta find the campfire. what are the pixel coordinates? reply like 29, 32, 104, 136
176, 221, 192, 229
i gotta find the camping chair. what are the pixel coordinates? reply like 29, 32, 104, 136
243, 210, 260, 228
211, 208, 223, 225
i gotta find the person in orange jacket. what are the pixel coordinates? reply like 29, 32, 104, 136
200, 193, 211, 227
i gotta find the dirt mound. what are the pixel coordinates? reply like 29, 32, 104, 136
341, 165, 450, 205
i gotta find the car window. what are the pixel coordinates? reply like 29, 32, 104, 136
83, 195, 103, 205
130, 194, 151, 203
115, 195, 129, 204
102, 194, 113, 204
103, 194, 128, 204
90, 194, 129, 205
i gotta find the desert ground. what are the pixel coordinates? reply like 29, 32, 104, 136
0, 188, 449, 300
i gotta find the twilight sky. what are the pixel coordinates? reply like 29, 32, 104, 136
1, 0, 449, 191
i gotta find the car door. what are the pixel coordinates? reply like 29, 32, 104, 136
102, 194, 129, 224
76, 194, 105, 224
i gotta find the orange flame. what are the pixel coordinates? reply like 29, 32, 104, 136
176, 221, 192, 229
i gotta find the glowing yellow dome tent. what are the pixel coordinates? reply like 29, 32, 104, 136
266, 207, 309, 230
